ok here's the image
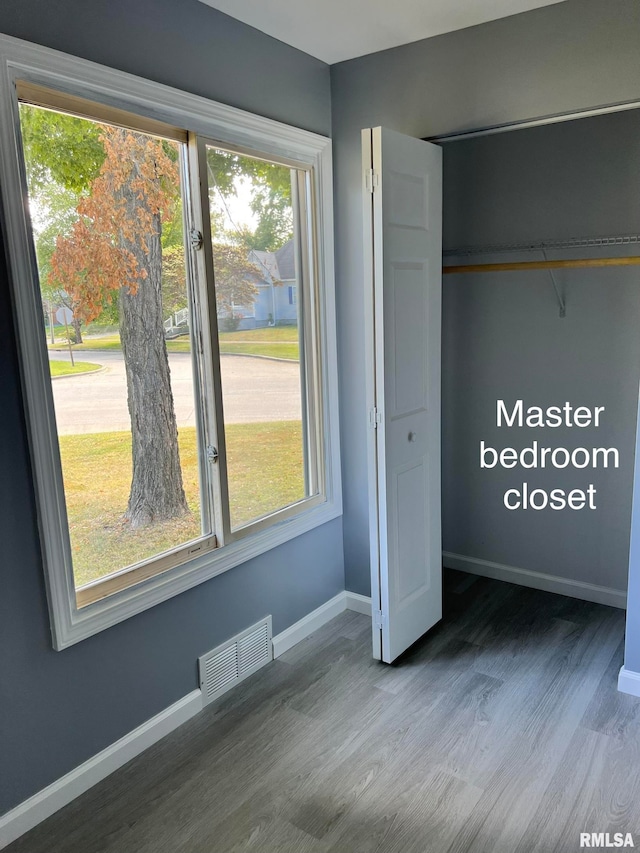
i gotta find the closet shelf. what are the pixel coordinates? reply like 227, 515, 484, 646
443, 256, 640, 274
443, 233, 640, 258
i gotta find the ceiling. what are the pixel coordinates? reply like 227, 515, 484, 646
199, 0, 567, 64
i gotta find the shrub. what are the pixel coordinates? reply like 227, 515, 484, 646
219, 315, 242, 333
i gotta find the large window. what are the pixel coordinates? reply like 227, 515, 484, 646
0, 36, 340, 648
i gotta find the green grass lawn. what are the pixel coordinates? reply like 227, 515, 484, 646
49, 360, 101, 377
49, 334, 122, 352
225, 421, 305, 529
219, 326, 298, 343
218, 341, 299, 360
49, 326, 299, 360
166, 337, 191, 353
60, 422, 305, 587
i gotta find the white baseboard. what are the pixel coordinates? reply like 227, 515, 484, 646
2, 592, 374, 847
345, 591, 372, 615
618, 666, 640, 697
443, 551, 627, 609
0, 689, 203, 850
272, 592, 346, 658
272, 590, 372, 658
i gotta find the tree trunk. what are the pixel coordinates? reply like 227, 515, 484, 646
119, 195, 189, 529
72, 316, 83, 344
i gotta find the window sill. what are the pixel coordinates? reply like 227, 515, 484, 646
59, 497, 341, 649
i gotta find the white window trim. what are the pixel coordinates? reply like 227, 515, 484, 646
0, 33, 342, 650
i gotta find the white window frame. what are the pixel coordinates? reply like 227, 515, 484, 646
0, 33, 342, 650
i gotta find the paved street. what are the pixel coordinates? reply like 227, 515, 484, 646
49, 350, 302, 435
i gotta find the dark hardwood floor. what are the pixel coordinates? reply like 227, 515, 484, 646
7, 570, 640, 853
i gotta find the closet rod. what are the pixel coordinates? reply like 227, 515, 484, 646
443, 256, 640, 275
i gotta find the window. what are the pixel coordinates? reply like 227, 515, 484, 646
204, 143, 319, 531
0, 36, 340, 648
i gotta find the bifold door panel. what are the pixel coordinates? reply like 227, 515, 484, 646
363, 126, 443, 663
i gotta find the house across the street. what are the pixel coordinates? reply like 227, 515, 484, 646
234, 239, 297, 329
164, 238, 298, 335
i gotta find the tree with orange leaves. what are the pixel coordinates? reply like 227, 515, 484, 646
51, 126, 189, 529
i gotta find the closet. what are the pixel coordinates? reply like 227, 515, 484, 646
365, 108, 640, 662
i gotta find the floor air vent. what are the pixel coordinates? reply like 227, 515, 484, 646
199, 616, 272, 705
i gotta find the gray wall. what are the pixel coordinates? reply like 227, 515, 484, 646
0, 0, 330, 135
625, 392, 640, 672
331, 0, 640, 597
0, 0, 341, 817
441, 111, 640, 592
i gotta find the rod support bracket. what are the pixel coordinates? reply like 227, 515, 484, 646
543, 251, 566, 318
549, 271, 566, 318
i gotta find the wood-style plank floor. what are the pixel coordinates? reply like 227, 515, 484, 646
8, 570, 640, 853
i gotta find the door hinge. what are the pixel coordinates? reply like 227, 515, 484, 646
364, 168, 379, 194
369, 406, 382, 429
190, 228, 204, 250
373, 610, 386, 630
206, 446, 219, 464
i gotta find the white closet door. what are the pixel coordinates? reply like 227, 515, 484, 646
363, 126, 442, 663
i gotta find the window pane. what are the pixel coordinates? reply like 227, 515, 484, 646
19, 103, 208, 591
205, 146, 312, 529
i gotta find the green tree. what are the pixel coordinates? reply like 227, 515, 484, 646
161, 245, 190, 316
206, 148, 294, 252
162, 243, 259, 319
32, 182, 85, 342
19, 106, 104, 193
